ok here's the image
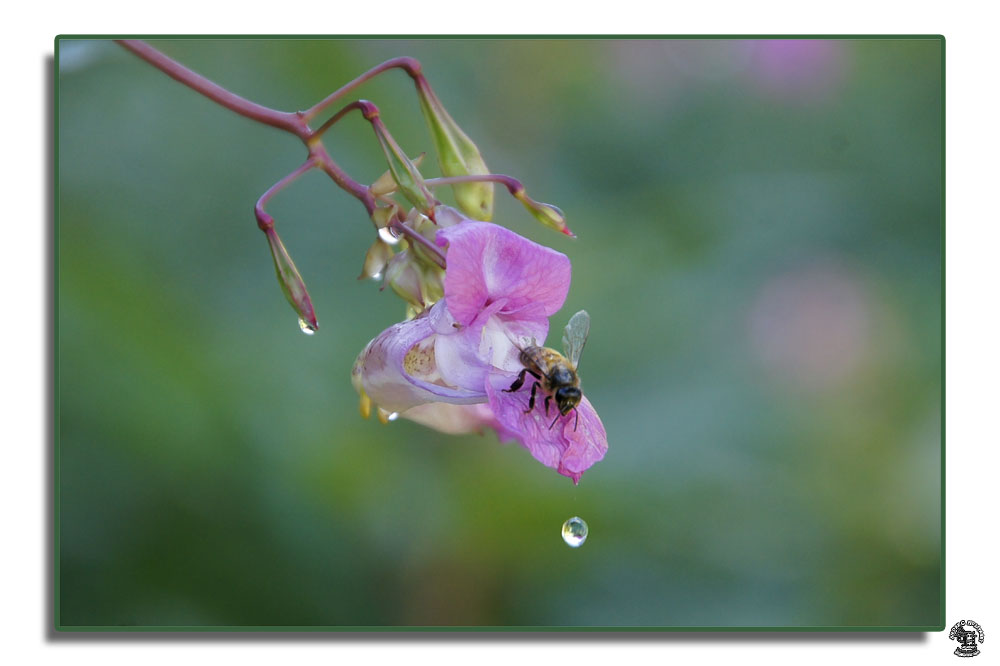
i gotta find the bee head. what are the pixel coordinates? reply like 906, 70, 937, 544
555, 386, 582, 415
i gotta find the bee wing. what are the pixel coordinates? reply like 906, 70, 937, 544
561, 310, 591, 369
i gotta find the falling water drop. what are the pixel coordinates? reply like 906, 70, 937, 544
561, 516, 588, 548
378, 226, 402, 246
298, 317, 316, 335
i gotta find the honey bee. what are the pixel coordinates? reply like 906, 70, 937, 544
504, 310, 590, 430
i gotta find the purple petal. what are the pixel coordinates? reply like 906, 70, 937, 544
432, 205, 469, 228
433, 305, 549, 392
355, 314, 487, 413
436, 222, 571, 328
485, 372, 608, 484
400, 402, 497, 435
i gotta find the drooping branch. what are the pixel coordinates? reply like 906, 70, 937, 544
117, 40, 309, 137
115, 40, 379, 215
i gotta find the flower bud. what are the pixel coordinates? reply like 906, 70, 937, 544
382, 244, 445, 314
383, 251, 425, 309
513, 190, 574, 237
405, 211, 445, 268
370, 203, 399, 231
370, 153, 425, 197
358, 237, 393, 281
265, 227, 318, 331
371, 117, 435, 215
416, 80, 494, 221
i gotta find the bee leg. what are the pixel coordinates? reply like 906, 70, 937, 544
524, 381, 540, 413
544, 395, 552, 416
505, 368, 528, 393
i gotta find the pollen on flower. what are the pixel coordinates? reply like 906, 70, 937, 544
403, 342, 436, 377
402, 339, 455, 390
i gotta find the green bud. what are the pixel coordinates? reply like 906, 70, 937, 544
514, 190, 574, 237
421, 264, 445, 305
370, 153, 425, 197
370, 203, 399, 230
265, 227, 318, 332
383, 248, 445, 314
358, 237, 393, 281
416, 80, 494, 221
372, 119, 435, 215
383, 251, 425, 309
404, 211, 442, 268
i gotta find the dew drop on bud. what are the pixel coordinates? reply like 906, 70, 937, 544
378, 226, 402, 246
298, 317, 316, 335
561, 516, 588, 548
386, 411, 399, 421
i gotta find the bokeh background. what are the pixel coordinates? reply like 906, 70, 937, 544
56, 38, 942, 628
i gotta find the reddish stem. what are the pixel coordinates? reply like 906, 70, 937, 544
425, 173, 526, 195
255, 160, 318, 230
390, 219, 447, 269
117, 40, 309, 138
116, 40, 374, 213
304, 57, 424, 122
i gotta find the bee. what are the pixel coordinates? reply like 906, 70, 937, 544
504, 310, 590, 430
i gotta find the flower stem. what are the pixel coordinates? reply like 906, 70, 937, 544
117, 39, 309, 138
255, 160, 318, 230
303, 57, 424, 122
424, 174, 526, 196
116, 39, 374, 214
390, 219, 447, 269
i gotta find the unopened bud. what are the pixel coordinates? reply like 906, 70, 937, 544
370, 153, 425, 197
372, 118, 435, 215
382, 247, 445, 313
358, 237, 393, 281
265, 227, 318, 331
416, 80, 494, 221
383, 251, 425, 309
513, 190, 574, 237
405, 211, 444, 268
370, 203, 399, 230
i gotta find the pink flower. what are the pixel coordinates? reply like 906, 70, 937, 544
353, 211, 607, 483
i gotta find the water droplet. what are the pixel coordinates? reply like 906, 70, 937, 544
386, 411, 399, 421
378, 226, 402, 246
298, 317, 316, 335
370, 271, 383, 281
561, 516, 588, 548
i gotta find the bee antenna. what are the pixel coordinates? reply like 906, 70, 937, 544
548, 413, 560, 430
573, 408, 579, 432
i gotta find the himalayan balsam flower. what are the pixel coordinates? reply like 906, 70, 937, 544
353, 208, 607, 483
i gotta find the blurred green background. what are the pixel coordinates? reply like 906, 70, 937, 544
56, 38, 941, 628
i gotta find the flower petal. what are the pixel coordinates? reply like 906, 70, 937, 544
436, 221, 571, 327
485, 372, 608, 484
355, 314, 487, 413
400, 402, 496, 435
433, 308, 549, 391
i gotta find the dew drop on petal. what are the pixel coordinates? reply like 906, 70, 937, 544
561, 516, 588, 548
378, 226, 402, 246
298, 317, 316, 335
386, 411, 399, 421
